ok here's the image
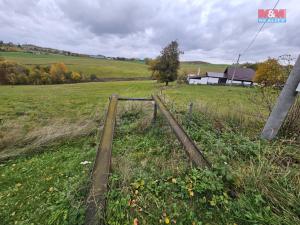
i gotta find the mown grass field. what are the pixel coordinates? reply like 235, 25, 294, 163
0, 52, 151, 78
163, 85, 268, 136
0, 81, 157, 159
0, 51, 227, 79
0, 82, 263, 159
0, 81, 299, 224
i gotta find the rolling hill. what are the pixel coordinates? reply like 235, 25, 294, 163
0, 51, 227, 79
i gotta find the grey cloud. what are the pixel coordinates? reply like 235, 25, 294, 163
57, 0, 156, 35
0, 0, 299, 63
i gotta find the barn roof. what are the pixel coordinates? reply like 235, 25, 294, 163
188, 76, 202, 79
224, 67, 255, 81
206, 72, 225, 78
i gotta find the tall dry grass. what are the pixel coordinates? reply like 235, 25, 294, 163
280, 96, 300, 142
0, 118, 99, 161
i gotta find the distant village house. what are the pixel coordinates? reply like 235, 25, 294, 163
188, 66, 255, 86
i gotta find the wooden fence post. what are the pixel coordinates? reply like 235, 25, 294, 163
153, 102, 157, 123
189, 102, 193, 119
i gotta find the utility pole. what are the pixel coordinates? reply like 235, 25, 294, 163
197, 67, 200, 76
230, 54, 241, 85
261, 55, 300, 140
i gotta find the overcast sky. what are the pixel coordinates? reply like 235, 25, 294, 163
0, 0, 299, 63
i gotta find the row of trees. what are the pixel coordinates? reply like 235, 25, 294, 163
0, 59, 86, 85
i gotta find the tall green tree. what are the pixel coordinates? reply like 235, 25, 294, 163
149, 41, 182, 86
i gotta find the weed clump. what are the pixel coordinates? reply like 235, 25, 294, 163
107, 108, 300, 224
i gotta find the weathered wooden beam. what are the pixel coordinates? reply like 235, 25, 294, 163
118, 97, 153, 101
152, 95, 211, 168
85, 94, 118, 225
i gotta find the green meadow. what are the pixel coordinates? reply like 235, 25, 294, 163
0, 52, 151, 78
0, 51, 227, 79
0, 81, 299, 224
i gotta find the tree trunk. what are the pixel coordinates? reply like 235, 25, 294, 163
166, 81, 169, 86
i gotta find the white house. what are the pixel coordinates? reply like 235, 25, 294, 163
188, 67, 255, 86
188, 72, 225, 85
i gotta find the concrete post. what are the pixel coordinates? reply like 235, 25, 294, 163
261, 55, 300, 140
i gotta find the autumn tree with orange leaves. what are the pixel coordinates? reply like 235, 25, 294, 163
49, 63, 68, 83
254, 58, 287, 86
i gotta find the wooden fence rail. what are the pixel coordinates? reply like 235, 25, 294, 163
85, 95, 118, 225
85, 95, 211, 224
152, 95, 211, 168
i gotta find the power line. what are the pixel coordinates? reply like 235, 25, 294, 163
230, 0, 280, 66
241, 0, 280, 56
229, 0, 281, 84
230, 53, 241, 85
